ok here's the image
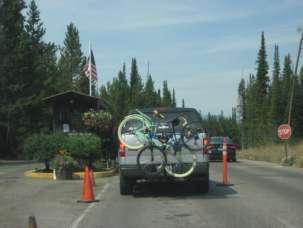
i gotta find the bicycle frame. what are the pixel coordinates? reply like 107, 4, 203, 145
133, 109, 182, 150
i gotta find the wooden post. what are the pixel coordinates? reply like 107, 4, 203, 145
284, 141, 288, 162
28, 215, 37, 228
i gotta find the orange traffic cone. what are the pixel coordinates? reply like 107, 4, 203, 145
77, 166, 99, 203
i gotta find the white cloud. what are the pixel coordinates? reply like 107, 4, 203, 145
35, 0, 257, 31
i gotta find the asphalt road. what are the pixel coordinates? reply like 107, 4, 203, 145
1, 160, 303, 228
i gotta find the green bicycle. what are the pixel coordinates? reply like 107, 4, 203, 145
117, 109, 204, 178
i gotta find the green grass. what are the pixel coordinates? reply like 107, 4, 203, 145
238, 141, 303, 168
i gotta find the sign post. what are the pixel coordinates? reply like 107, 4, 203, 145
277, 124, 292, 162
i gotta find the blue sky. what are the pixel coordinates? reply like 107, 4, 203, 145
33, 0, 303, 116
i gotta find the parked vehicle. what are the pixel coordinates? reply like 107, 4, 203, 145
207, 136, 237, 162
117, 107, 210, 195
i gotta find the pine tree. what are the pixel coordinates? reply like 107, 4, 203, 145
172, 88, 176, 107
244, 74, 259, 146
143, 74, 157, 107
100, 85, 109, 100
292, 74, 301, 137
156, 89, 162, 106
162, 80, 172, 107
25, 0, 45, 45
237, 78, 246, 148
255, 32, 269, 125
232, 107, 237, 121
269, 45, 282, 126
58, 23, 85, 92
0, 0, 27, 157
237, 78, 246, 122
23, 0, 58, 131
182, 99, 185, 108
115, 66, 129, 120
129, 58, 143, 108
281, 54, 293, 122
294, 67, 303, 137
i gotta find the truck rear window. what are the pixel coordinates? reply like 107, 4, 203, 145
129, 108, 203, 133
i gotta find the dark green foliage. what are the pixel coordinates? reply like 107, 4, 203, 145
57, 23, 87, 93
99, 59, 177, 122
281, 54, 293, 122
237, 78, 246, 121
255, 32, 269, 126
25, 0, 45, 44
24, 133, 67, 170
291, 74, 301, 137
83, 110, 113, 131
237, 33, 303, 148
23, 0, 58, 132
0, 0, 60, 157
0, 0, 179, 159
82, 109, 114, 161
0, 0, 29, 157
172, 88, 176, 107
129, 58, 143, 108
143, 74, 157, 107
156, 89, 162, 106
24, 133, 102, 169
294, 67, 303, 137
256, 32, 269, 98
269, 45, 282, 126
162, 80, 172, 107
67, 134, 101, 165
202, 113, 240, 146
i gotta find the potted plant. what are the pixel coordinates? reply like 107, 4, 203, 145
53, 149, 76, 180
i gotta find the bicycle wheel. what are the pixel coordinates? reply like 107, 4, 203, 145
118, 115, 150, 149
137, 145, 167, 177
164, 147, 197, 178
181, 121, 204, 151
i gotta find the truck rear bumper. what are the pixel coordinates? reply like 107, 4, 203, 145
119, 162, 209, 180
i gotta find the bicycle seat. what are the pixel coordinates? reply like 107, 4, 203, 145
157, 134, 170, 143
164, 115, 186, 127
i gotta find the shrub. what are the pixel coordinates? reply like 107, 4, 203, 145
24, 133, 67, 170
53, 149, 77, 179
52, 149, 76, 170
82, 110, 112, 131
83, 110, 115, 161
67, 134, 102, 166
294, 156, 303, 168
281, 155, 295, 166
24, 133, 102, 171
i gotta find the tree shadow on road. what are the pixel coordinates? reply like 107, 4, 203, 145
132, 180, 237, 199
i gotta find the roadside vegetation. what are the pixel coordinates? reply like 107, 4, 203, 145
238, 141, 303, 168
202, 32, 303, 167
0, 0, 178, 159
1, 1, 302, 167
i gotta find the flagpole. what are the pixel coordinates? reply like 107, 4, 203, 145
89, 41, 92, 96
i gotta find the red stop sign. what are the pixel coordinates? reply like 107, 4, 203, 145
278, 124, 292, 140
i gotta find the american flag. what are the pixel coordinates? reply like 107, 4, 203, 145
83, 49, 97, 81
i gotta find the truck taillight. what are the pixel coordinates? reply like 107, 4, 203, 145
202, 137, 209, 154
203, 138, 209, 146
228, 144, 236, 149
119, 143, 126, 157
